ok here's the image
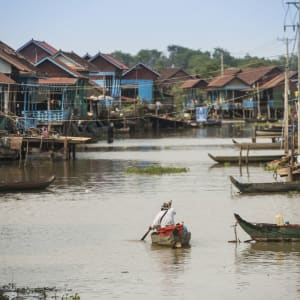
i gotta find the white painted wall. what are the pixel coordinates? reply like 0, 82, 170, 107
0, 58, 12, 74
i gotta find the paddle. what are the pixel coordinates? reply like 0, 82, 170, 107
141, 228, 151, 241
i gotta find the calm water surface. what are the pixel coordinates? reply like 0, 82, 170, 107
1, 123, 300, 299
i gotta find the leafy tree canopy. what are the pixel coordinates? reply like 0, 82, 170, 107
112, 45, 287, 79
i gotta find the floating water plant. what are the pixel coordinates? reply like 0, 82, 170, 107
125, 165, 189, 175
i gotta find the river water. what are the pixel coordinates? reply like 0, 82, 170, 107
1, 123, 300, 299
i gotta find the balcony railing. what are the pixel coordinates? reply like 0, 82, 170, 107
22, 110, 68, 129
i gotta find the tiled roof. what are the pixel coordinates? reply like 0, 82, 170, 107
38, 77, 78, 85
181, 78, 207, 89
0, 41, 36, 73
0, 72, 15, 84
54, 50, 99, 72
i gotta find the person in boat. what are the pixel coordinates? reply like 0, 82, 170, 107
149, 200, 176, 230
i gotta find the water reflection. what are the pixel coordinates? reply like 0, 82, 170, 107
149, 246, 191, 296
234, 242, 300, 298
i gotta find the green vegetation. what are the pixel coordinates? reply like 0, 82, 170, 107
223, 162, 231, 167
112, 45, 295, 79
264, 165, 278, 172
125, 165, 189, 175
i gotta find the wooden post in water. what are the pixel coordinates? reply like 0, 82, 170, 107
72, 144, 76, 160
246, 145, 249, 166
252, 126, 256, 143
64, 137, 68, 160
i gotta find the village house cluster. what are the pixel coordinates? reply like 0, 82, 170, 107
0, 39, 296, 134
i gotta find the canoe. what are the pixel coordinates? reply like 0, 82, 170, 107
234, 213, 300, 242
232, 139, 282, 150
0, 175, 56, 192
190, 119, 222, 127
208, 153, 283, 163
229, 175, 300, 193
151, 224, 191, 248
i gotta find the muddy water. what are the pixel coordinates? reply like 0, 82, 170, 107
1, 124, 300, 299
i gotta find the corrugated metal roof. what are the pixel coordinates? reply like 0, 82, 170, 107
237, 66, 279, 85
17, 39, 57, 55
54, 51, 99, 72
36, 57, 86, 78
182, 78, 207, 89
223, 68, 241, 76
208, 66, 281, 88
89, 52, 128, 70
34, 40, 57, 55
103, 53, 128, 70
122, 63, 160, 77
208, 75, 238, 88
159, 68, 191, 82
260, 71, 297, 89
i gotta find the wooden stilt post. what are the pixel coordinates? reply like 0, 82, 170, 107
64, 137, 68, 160
246, 145, 249, 166
25, 139, 29, 166
72, 144, 76, 160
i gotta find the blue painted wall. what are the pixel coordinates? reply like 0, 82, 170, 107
121, 79, 153, 103
93, 72, 121, 98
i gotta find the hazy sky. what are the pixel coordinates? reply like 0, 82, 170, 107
0, 0, 297, 58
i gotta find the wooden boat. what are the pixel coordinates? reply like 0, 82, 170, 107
234, 213, 300, 241
208, 153, 283, 163
275, 165, 300, 178
230, 175, 300, 193
149, 115, 190, 129
232, 139, 282, 150
151, 224, 191, 248
190, 119, 222, 127
0, 175, 56, 192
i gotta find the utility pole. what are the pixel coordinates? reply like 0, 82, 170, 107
285, 1, 300, 152
278, 37, 292, 154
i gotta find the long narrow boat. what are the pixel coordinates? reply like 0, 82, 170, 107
234, 213, 300, 241
232, 139, 282, 150
0, 175, 56, 192
208, 153, 283, 163
229, 175, 300, 193
151, 224, 191, 248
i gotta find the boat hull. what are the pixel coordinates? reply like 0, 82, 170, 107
232, 139, 282, 150
208, 153, 282, 163
151, 224, 191, 248
0, 175, 56, 192
234, 213, 300, 241
230, 176, 300, 193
